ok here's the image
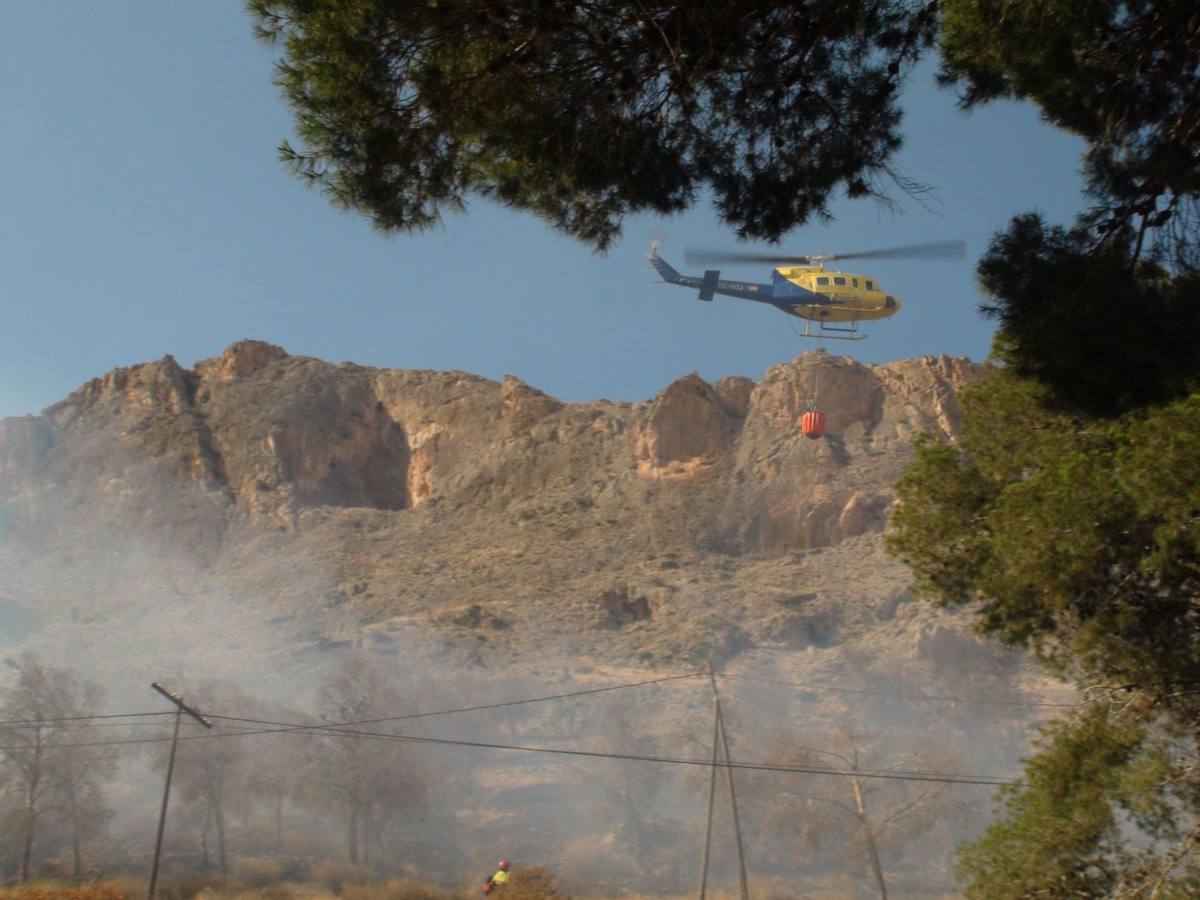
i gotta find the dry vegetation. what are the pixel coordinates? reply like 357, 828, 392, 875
0, 866, 575, 900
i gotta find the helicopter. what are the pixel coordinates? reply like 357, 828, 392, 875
647, 238, 965, 340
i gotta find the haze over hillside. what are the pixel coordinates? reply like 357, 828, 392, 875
0, 342, 1071, 894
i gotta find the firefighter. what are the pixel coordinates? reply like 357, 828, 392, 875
483, 860, 510, 894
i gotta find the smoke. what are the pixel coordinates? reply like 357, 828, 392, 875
0, 510, 1067, 896
0, 378, 1073, 897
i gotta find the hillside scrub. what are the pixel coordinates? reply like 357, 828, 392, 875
0, 870, 577, 900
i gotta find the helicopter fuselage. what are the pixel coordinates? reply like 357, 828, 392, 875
648, 248, 901, 329
770, 265, 900, 323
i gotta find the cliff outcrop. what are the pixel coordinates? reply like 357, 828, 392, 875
0, 340, 1010, 683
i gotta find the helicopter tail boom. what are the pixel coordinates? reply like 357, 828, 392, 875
647, 245, 685, 284
648, 244, 715, 299
648, 243, 774, 303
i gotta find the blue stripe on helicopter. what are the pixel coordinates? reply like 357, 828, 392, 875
649, 246, 830, 308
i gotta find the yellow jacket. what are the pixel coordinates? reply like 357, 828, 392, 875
491, 870, 509, 885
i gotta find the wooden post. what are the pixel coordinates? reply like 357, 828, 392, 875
708, 664, 750, 900
147, 683, 212, 900
698, 705, 720, 899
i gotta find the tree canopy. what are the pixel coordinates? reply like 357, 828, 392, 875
939, 0, 1200, 271
971, 214, 1200, 417
889, 311, 1200, 894
247, 1, 1199, 266
247, 0, 938, 249
887, 5, 1200, 892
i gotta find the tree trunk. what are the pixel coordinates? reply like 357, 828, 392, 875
622, 772, 651, 873
348, 803, 359, 864
851, 775, 888, 900
213, 794, 229, 875
68, 780, 82, 879
201, 801, 212, 871
20, 736, 43, 884
20, 788, 35, 883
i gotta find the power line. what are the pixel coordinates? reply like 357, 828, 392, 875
0, 718, 1020, 786
206, 669, 708, 730
0, 670, 703, 733
0, 719, 220, 730
0, 669, 710, 747
0, 670, 1024, 786
245, 719, 1025, 786
1, 669, 708, 751
715, 672, 1078, 709
0, 711, 174, 727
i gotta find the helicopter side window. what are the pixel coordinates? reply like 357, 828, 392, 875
865, 280, 875, 291
833, 276, 847, 286
852, 278, 859, 287
816, 276, 830, 286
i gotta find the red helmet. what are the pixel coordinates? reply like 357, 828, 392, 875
498, 860, 510, 871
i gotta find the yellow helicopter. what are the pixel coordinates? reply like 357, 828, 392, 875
648, 239, 965, 340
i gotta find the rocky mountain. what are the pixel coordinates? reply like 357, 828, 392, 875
1, 340, 990, 669
0, 341, 1069, 894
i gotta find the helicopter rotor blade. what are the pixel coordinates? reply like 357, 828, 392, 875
684, 249, 816, 265
684, 239, 966, 267
829, 240, 966, 262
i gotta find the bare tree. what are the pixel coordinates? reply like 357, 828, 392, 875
0, 653, 116, 881
150, 680, 255, 874
769, 730, 963, 898
307, 656, 426, 865
244, 701, 308, 850
583, 697, 668, 876
53, 753, 116, 878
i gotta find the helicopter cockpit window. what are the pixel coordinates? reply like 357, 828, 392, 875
816, 276, 830, 286
865, 280, 875, 291
833, 276, 847, 286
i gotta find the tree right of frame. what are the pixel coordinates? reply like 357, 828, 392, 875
891, 4, 1200, 893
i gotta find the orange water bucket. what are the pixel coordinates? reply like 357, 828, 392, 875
801, 410, 826, 439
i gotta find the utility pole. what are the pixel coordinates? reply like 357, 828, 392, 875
147, 682, 211, 900
698, 705, 720, 899
708, 664, 750, 900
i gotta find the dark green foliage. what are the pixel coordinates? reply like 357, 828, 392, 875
246, 0, 938, 249
940, 0, 1200, 268
958, 704, 1199, 898
889, 370, 1200, 893
890, 372, 1200, 697
975, 214, 1200, 416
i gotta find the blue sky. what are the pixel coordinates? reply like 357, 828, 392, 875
0, 3, 1088, 420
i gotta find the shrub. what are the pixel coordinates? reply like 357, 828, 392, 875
503, 868, 571, 900
101, 876, 147, 900
310, 861, 374, 894
0, 884, 125, 900
156, 871, 226, 900
341, 879, 461, 900
231, 859, 286, 890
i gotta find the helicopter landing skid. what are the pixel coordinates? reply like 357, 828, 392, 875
793, 319, 868, 341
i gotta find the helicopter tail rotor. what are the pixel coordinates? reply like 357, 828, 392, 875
645, 238, 684, 285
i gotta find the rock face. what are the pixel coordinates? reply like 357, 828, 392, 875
3, 342, 1070, 898
2, 342, 979, 548
0, 340, 992, 675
